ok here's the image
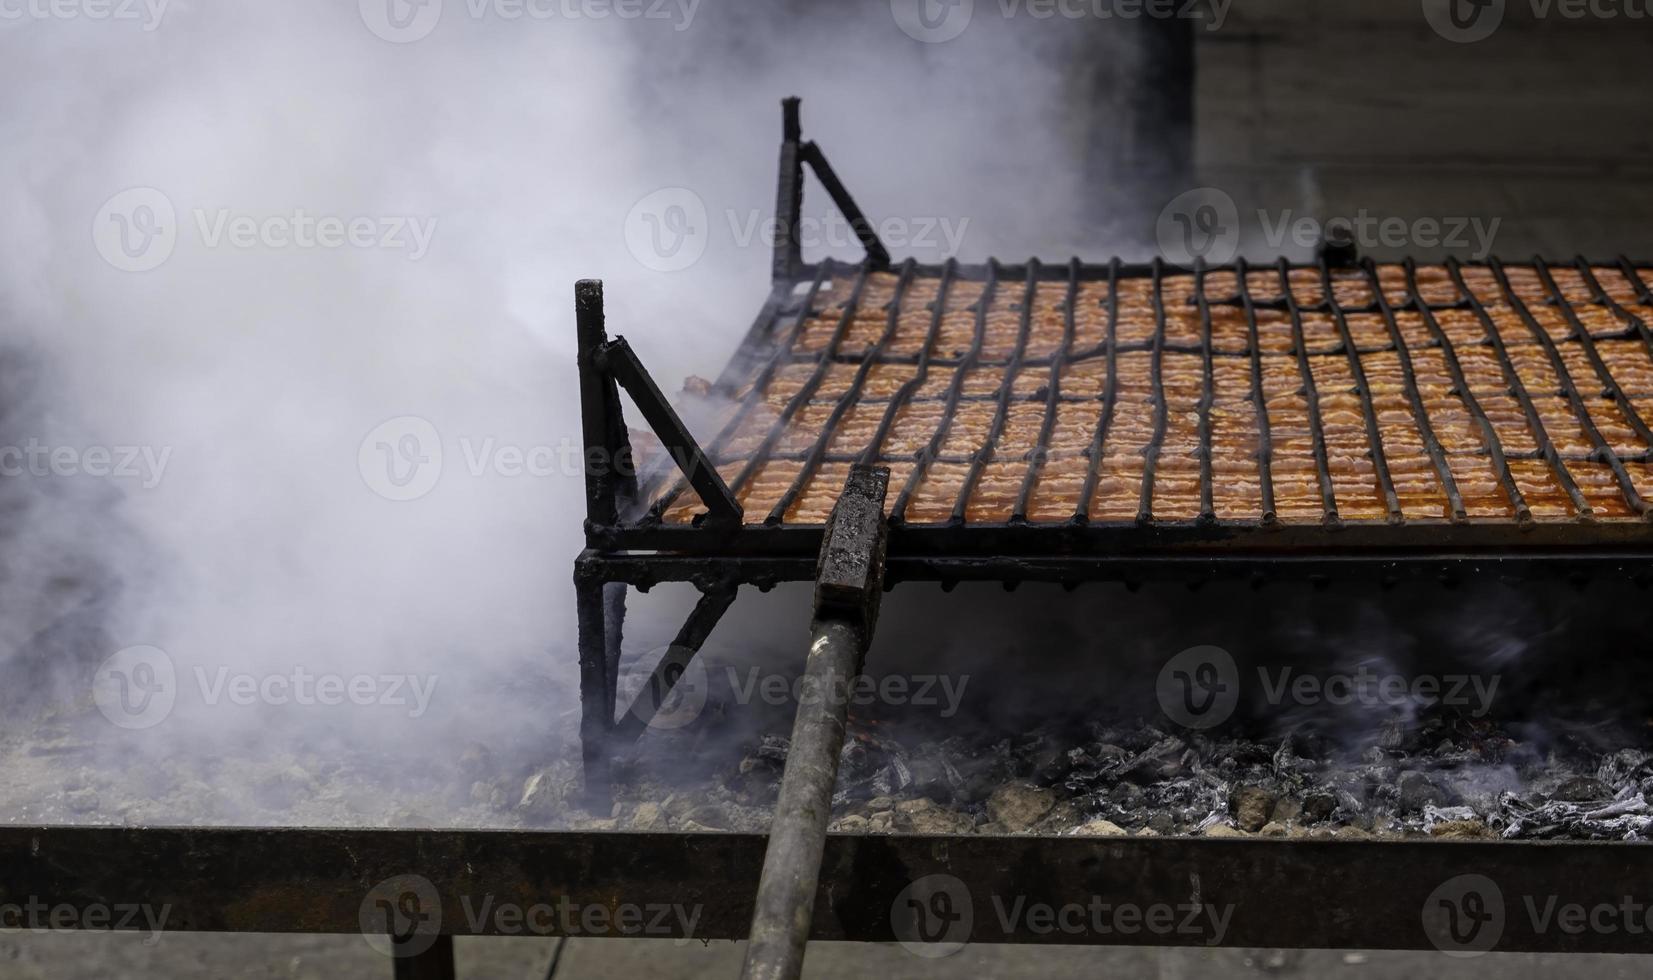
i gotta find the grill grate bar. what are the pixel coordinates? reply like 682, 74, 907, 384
724, 261, 873, 504
953, 261, 1040, 521
1537, 259, 1653, 451
1075, 260, 1122, 523
1137, 258, 1170, 523
648, 261, 835, 521
1580, 257, 1653, 356
1447, 258, 1591, 516
1235, 259, 1277, 523
1322, 259, 1403, 522
1279, 258, 1340, 524
1193, 263, 1217, 522
856, 260, 958, 467
1618, 256, 1653, 306
1365, 259, 1465, 521
1490, 258, 1646, 515
1402, 259, 1528, 520
1577, 259, 1653, 381
765, 260, 917, 523
1014, 258, 1080, 522
892, 260, 1000, 522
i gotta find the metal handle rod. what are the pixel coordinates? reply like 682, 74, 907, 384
739, 617, 862, 980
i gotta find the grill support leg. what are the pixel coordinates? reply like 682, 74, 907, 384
393, 936, 455, 980
740, 466, 889, 980
576, 561, 619, 811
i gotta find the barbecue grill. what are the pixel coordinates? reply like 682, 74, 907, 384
576, 99, 1653, 788
569, 97, 1653, 977
10, 98, 1653, 980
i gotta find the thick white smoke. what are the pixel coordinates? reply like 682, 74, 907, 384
0, 1, 1099, 816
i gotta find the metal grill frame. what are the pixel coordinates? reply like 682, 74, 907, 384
573, 97, 1653, 794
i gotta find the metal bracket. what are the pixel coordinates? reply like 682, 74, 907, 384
575, 279, 742, 534
596, 336, 743, 527
773, 97, 890, 282
813, 464, 889, 655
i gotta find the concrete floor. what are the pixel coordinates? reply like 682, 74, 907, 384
4, 934, 1653, 979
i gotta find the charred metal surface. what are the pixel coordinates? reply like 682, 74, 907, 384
4, 826, 1653, 953
575, 279, 631, 533
583, 551, 1653, 593
394, 937, 455, 980
598, 336, 741, 526
743, 466, 890, 980
812, 465, 890, 651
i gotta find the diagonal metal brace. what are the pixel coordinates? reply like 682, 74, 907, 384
596, 336, 743, 526
799, 141, 891, 271
613, 586, 738, 741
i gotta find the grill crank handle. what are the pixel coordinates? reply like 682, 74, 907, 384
739, 465, 890, 980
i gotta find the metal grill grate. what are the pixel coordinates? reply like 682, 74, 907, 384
644, 256, 1653, 532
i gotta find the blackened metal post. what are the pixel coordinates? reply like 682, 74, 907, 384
740, 466, 889, 980
773, 98, 804, 282
575, 558, 614, 809
576, 280, 633, 534
394, 937, 455, 980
